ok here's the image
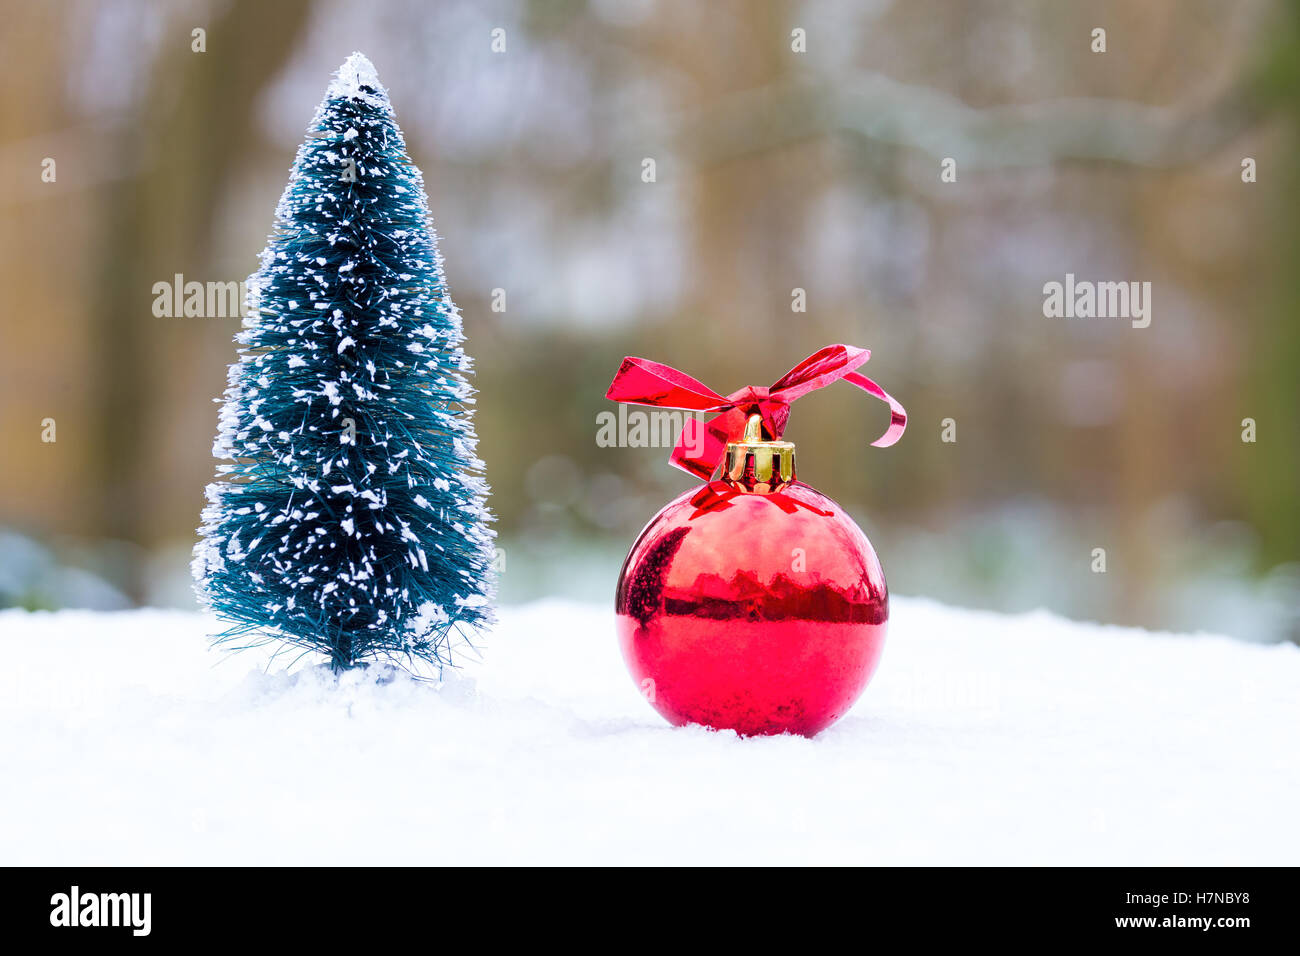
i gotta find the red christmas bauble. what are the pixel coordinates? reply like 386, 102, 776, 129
616, 465, 888, 737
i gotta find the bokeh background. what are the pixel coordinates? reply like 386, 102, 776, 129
2, 0, 1298, 642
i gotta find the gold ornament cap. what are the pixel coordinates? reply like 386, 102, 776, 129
723, 414, 795, 492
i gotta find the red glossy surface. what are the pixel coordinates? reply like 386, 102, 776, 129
615, 479, 888, 737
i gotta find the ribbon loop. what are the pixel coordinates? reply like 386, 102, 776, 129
605, 344, 906, 479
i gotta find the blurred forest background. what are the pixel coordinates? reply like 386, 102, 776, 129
1, 0, 1298, 642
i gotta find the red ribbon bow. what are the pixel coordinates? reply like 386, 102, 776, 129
605, 344, 906, 480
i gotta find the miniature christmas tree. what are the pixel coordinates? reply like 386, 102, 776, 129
194, 53, 495, 673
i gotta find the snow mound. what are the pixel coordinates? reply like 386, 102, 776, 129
0, 598, 1295, 864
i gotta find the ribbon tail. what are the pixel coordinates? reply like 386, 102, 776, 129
669, 409, 742, 479
844, 371, 907, 447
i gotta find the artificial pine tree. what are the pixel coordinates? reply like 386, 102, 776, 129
194, 53, 495, 672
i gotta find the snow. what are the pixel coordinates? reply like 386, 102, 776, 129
0, 597, 1295, 865
326, 51, 385, 108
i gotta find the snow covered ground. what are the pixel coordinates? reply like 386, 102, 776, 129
1, 598, 1296, 865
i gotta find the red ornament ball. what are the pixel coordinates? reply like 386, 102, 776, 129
615, 476, 888, 737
